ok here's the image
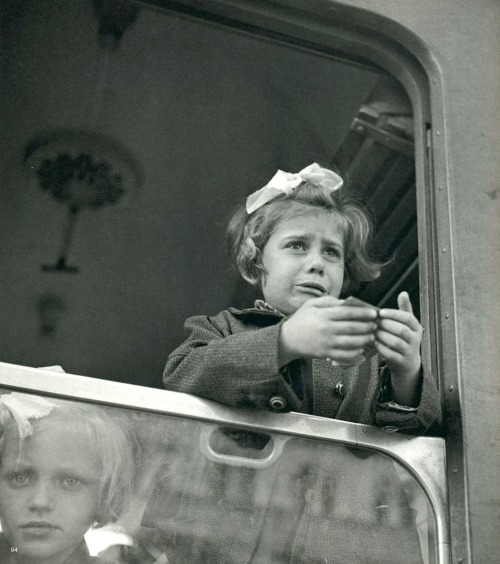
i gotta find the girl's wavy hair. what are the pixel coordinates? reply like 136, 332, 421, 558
227, 179, 383, 294
0, 397, 136, 528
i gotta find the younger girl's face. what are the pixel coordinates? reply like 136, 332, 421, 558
0, 422, 101, 564
260, 211, 345, 315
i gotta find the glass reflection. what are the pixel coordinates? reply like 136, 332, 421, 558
142, 427, 433, 564
0, 391, 437, 563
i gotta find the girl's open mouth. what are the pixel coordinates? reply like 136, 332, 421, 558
296, 283, 327, 296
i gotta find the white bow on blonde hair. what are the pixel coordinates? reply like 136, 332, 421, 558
0, 392, 57, 439
246, 163, 343, 214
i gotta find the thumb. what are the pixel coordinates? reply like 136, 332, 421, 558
397, 291, 413, 314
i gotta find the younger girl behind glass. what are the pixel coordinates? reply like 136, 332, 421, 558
0, 392, 135, 564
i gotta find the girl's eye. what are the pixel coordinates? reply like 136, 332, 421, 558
287, 241, 305, 250
61, 476, 82, 489
9, 473, 30, 486
325, 247, 341, 258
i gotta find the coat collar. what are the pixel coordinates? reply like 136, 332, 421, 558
228, 299, 286, 320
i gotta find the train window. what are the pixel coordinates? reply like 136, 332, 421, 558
0, 365, 447, 562
8, 0, 495, 560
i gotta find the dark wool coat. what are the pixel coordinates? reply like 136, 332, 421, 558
163, 304, 442, 434
150, 304, 442, 563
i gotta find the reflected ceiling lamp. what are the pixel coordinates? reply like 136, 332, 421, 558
24, 129, 141, 273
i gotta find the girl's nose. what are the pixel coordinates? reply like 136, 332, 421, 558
28, 482, 55, 512
305, 252, 325, 274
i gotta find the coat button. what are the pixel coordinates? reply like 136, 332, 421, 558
334, 382, 345, 398
269, 396, 286, 410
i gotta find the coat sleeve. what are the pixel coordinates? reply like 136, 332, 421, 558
163, 313, 303, 412
375, 364, 442, 434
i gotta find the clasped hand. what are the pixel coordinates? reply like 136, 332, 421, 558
279, 292, 422, 382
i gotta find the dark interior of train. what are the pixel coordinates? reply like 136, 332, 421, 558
1, 0, 418, 386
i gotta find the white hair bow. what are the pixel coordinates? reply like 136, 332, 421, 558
0, 392, 57, 439
246, 163, 343, 214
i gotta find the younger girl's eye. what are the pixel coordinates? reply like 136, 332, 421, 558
9, 473, 30, 487
61, 476, 82, 489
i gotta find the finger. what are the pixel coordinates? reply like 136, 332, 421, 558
374, 340, 405, 363
310, 296, 345, 308
397, 291, 413, 314
329, 320, 378, 335
377, 318, 421, 343
375, 329, 409, 354
331, 334, 376, 349
328, 305, 378, 322
312, 299, 377, 321
378, 308, 421, 331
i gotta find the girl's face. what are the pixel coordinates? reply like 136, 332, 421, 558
260, 211, 345, 315
0, 422, 101, 564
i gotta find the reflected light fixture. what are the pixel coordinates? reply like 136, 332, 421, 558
24, 129, 141, 273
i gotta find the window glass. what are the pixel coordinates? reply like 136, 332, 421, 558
0, 389, 437, 563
